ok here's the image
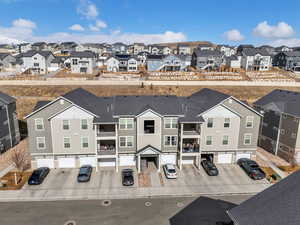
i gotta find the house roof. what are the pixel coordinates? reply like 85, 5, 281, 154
147, 54, 165, 60
21, 50, 53, 58
193, 49, 223, 57
33, 101, 51, 111
0, 91, 16, 104
254, 89, 300, 117
0, 53, 12, 60
70, 51, 96, 58
283, 51, 300, 57
242, 48, 270, 56
228, 170, 300, 225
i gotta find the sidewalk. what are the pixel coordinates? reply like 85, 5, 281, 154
0, 182, 271, 202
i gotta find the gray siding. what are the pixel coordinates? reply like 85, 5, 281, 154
118, 118, 137, 153
161, 118, 179, 153
27, 99, 72, 154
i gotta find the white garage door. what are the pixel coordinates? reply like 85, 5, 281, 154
58, 158, 76, 168
98, 159, 116, 167
79, 157, 97, 167
161, 154, 176, 165
182, 156, 195, 165
217, 154, 232, 164
36, 159, 54, 168
236, 153, 251, 162
119, 155, 136, 166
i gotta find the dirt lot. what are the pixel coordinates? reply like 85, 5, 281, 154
2, 85, 300, 120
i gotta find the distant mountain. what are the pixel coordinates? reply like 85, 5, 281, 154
153, 41, 215, 49
0, 36, 24, 45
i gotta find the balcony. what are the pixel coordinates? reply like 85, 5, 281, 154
97, 124, 116, 137
182, 139, 200, 153
182, 124, 200, 136
97, 140, 116, 155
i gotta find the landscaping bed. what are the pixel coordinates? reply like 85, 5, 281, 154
0, 171, 32, 190
261, 167, 281, 183
278, 166, 300, 174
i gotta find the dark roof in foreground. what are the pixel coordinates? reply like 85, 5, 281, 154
254, 89, 300, 117
228, 169, 300, 225
0, 91, 15, 104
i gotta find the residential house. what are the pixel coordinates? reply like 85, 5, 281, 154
191, 49, 223, 70
147, 54, 190, 71
217, 45, 236, 57
225, 55, 241, 69
258, 45, 276, 56
197, 43, 215, 51
275, 45, 293, 53
18, 43, 32, 54
228, 169, 300, 225
0, 53, 16, 71
106, 55, 139, 72
236, 45, 255, 54
273, 51, 300, 72
60, 42, 78, 54
132, 43, 145, 55
31, 42, 47, 51
240, 48, 272, 71
0, 92, 20, 154
69, 51, 97, 74
177, 44, 192, 55
25, 88, 261, 171
21, 50, 55, 74
112, 42, 128, 54
254, 89, 300, 164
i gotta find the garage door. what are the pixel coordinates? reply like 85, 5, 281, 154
182, 156, 195, 165
58, 158, 76, 168
36, 159, 54, 168
98, 159, 116, 167
119, 155, 136, 166
79, 157, 97, 167
161, 154, 176, 165
217, 154, 232, 164
236, 153, 251, 162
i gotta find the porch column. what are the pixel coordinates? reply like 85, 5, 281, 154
179, 123, 183, 170
94, 124, 98, 173
157, 154, 161, 172
137, 155, 141, 173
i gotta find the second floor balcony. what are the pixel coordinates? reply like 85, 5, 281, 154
182, 123, 201, 136
182, 139, 200, 153
96, 124, 116, 137
97, 140, 116, 155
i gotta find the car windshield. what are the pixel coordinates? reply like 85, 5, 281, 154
79, 167, 89, 174
124, 175, 133, 179
31, 170, 41, 177
168, 169, 176, 173
206, 161, 216, 168
249, 164, 259, 169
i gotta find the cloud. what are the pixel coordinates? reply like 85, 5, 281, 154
223, 29, 244, 41
270, 38, 300, 47
253, 21, 295, 39
12, 18, 36, 29
77, 0, 98, 19
69, 24, 85, 31
89, 20, 107, 32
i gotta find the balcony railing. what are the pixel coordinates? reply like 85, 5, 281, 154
182, 147, 200, 153
97, 146, 116, 155
182, 130, 200, 136
97, 131, 116, 137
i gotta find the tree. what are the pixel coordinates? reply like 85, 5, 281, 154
9, 147, 30, 185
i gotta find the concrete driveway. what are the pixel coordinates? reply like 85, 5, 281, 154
0, 164, 270, 202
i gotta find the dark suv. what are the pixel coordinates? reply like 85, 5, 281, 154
28, 167, 50, 185
237, 158, 266, 180
122, 169, 134, 186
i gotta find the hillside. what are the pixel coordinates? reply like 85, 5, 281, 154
153, 41, 215, 49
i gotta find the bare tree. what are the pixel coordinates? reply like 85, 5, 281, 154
9, 146, 30, 185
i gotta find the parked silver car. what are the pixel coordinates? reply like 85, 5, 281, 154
163, 164, 178, 179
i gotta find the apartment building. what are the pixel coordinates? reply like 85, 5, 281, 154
0, 92, 20, 154
25, 88, 261, 172
254, 89, 300, 164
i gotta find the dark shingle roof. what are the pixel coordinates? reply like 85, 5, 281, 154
242, 48, 270, 56
0, 53, 10, 60
193, 49, 223, 57
70, 51, 96, 58
33, 101, 51, 111
21, 50, 53, 58
147, 55, 165, 60
284, 51, 300, 57
228, 170, 300, 225
254, 89, 300, 117
0, 91, 16, 104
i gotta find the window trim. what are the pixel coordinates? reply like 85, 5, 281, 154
244, 133, 252, 145
206, 136, 213, 146
246, 116, 254, 128
62, 120, 70, 130
36, 137, 46, 150
207, 118, 213, 128
222, 135, 229, 145
224, 118, 230, 128
35, 118, 44, 131
81, 137, 89, 149
164, 118, 178, 129
164, 135, 178, 147
81, 119, 88, 130
63, 137, 71, 149
119, 118, 134, 130
119, 136, 134, 148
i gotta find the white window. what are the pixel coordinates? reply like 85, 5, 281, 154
222, 135, 229, 145
206, 136, 212, 145
35, 118, 44, 131
119, 118, 134, 130
164, 118, 178, 129
119, 136, 134, 148
164, 136, 177, 147
244, 134, 252, 145
224, 118, 230, 128
62, 120, 69, 130
81, 119, 88, 130
81, 137, 89, 148
64, 137, 71, 148
36, 137, 45, 150
246, 116, 254, 128
207, 118, 213, 128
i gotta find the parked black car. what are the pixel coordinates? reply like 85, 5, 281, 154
28, 167, 50, 185
77, 165, 93, 183
237, 158, 266, 180
122, 169, 134, 186
201, 160, 219, 176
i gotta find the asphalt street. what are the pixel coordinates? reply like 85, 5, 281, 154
0, 195, 252, 225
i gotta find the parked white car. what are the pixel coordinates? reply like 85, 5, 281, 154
163, 164, 177, 179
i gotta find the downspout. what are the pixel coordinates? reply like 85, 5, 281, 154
5, 105, 13, 148
275, 114, 282, 156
